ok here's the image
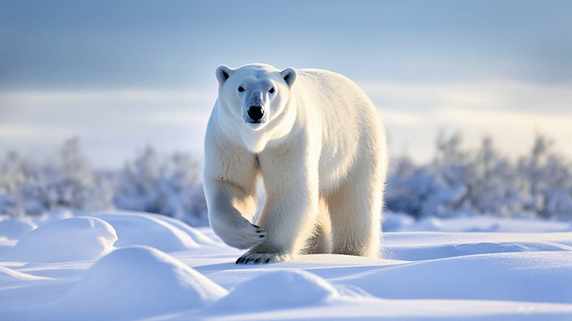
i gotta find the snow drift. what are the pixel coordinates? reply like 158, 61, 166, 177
2, 217, 116, 263
0, 218, 36, 241
209, 269, 345, 313
338, 251, 572, 303
81, 212, 208, 252
0, 266, 51, 284
1, 211, 571, 321
50, 246, 228, 320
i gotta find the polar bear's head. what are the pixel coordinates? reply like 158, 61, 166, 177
215, 64, 297, 132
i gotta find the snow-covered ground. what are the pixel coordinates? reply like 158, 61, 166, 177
1, 210, 571, 321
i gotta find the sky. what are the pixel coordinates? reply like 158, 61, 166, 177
1, 0, 571, 170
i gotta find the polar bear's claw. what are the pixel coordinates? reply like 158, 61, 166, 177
236, 247, 292, 264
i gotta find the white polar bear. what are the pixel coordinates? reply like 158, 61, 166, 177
203, 63, 387, 264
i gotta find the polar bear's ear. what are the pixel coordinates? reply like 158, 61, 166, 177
216, 65, 233, 85
280, 68, 297, 87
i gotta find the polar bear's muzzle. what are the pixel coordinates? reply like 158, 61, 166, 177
243, 91, 267, 125
246, 106, 265, 123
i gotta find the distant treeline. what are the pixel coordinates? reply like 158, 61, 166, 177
1, 132, 571, 225
386, 131, 572, 220
0, 138, 207, 226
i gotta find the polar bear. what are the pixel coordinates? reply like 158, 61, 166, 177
203, 63, 387, 264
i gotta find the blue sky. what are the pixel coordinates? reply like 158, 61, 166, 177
1, 0, 571, 169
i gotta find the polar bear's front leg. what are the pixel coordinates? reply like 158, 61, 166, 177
204, 180, 267, 249
237, 145, 319, 264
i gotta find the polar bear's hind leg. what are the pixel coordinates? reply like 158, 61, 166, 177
301, 196, 332, 254
328, 167, 383, 258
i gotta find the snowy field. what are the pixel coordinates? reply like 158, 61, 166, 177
1, 210, 572, 321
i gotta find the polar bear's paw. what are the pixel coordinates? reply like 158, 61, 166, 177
215, 222, 267, 249
233, 224, 267, 249
236, 244, 293, 264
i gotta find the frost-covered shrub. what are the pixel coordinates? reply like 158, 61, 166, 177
0, 138, 114, 218
386, 132, 572, 220
113, 146, 208, 226
516, 136, 572, 219
0, 140, 209, 226
2, 133, 570, 223
385, 159, 466, 218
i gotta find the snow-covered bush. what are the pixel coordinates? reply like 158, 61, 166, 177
0, 140, 208, 225
386, 131, 572, 220
0, 138, 114, 218
113, 146, 207, 226
2, 132, 571, 224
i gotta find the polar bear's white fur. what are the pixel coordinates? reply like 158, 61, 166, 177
203, 63, 387, 264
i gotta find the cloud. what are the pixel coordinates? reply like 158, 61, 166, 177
148, 111, 212, 126
369, 79, 572, 162
2, 80, 571, 169
2, 89, 216, 109
435, 107, 572, 158
0, 89, 217, 169
0, 124, 74, 140
379, 110, 429, 127
436, 107, 572, 134
364, 80, 572, 113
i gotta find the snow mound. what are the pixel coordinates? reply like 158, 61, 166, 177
340, 251, 572, 303
0, 219, 37, 240
0, 237, 17, 257
384, 212, 572, 233
1, 217, 117, 263
153, 214, 217, 245
210, 270, 342, 313
383, 232, 572, 261
58, 246, 228, 319
386, 240, 572, 261
34, 208, 74, 225
83, 212, 205, 252
0, 266, 51, 283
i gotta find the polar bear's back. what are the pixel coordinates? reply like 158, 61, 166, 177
295, 68, 379, 124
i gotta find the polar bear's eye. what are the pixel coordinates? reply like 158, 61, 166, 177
269, 87, 275, 94
238, 87, 245, 92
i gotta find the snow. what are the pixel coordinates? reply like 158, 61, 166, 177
1, 217, 117, 263
48, 246, 228, 320
0, 266, 51, 284
207, 269, 345, 314
34, 208, 74, 226
384, 211, 572, 233
1, 211, 572, 321
0, 219, 36, 241
77, 212, 206, 252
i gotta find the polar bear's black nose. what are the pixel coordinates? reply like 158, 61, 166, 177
247, 106, 264, 122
